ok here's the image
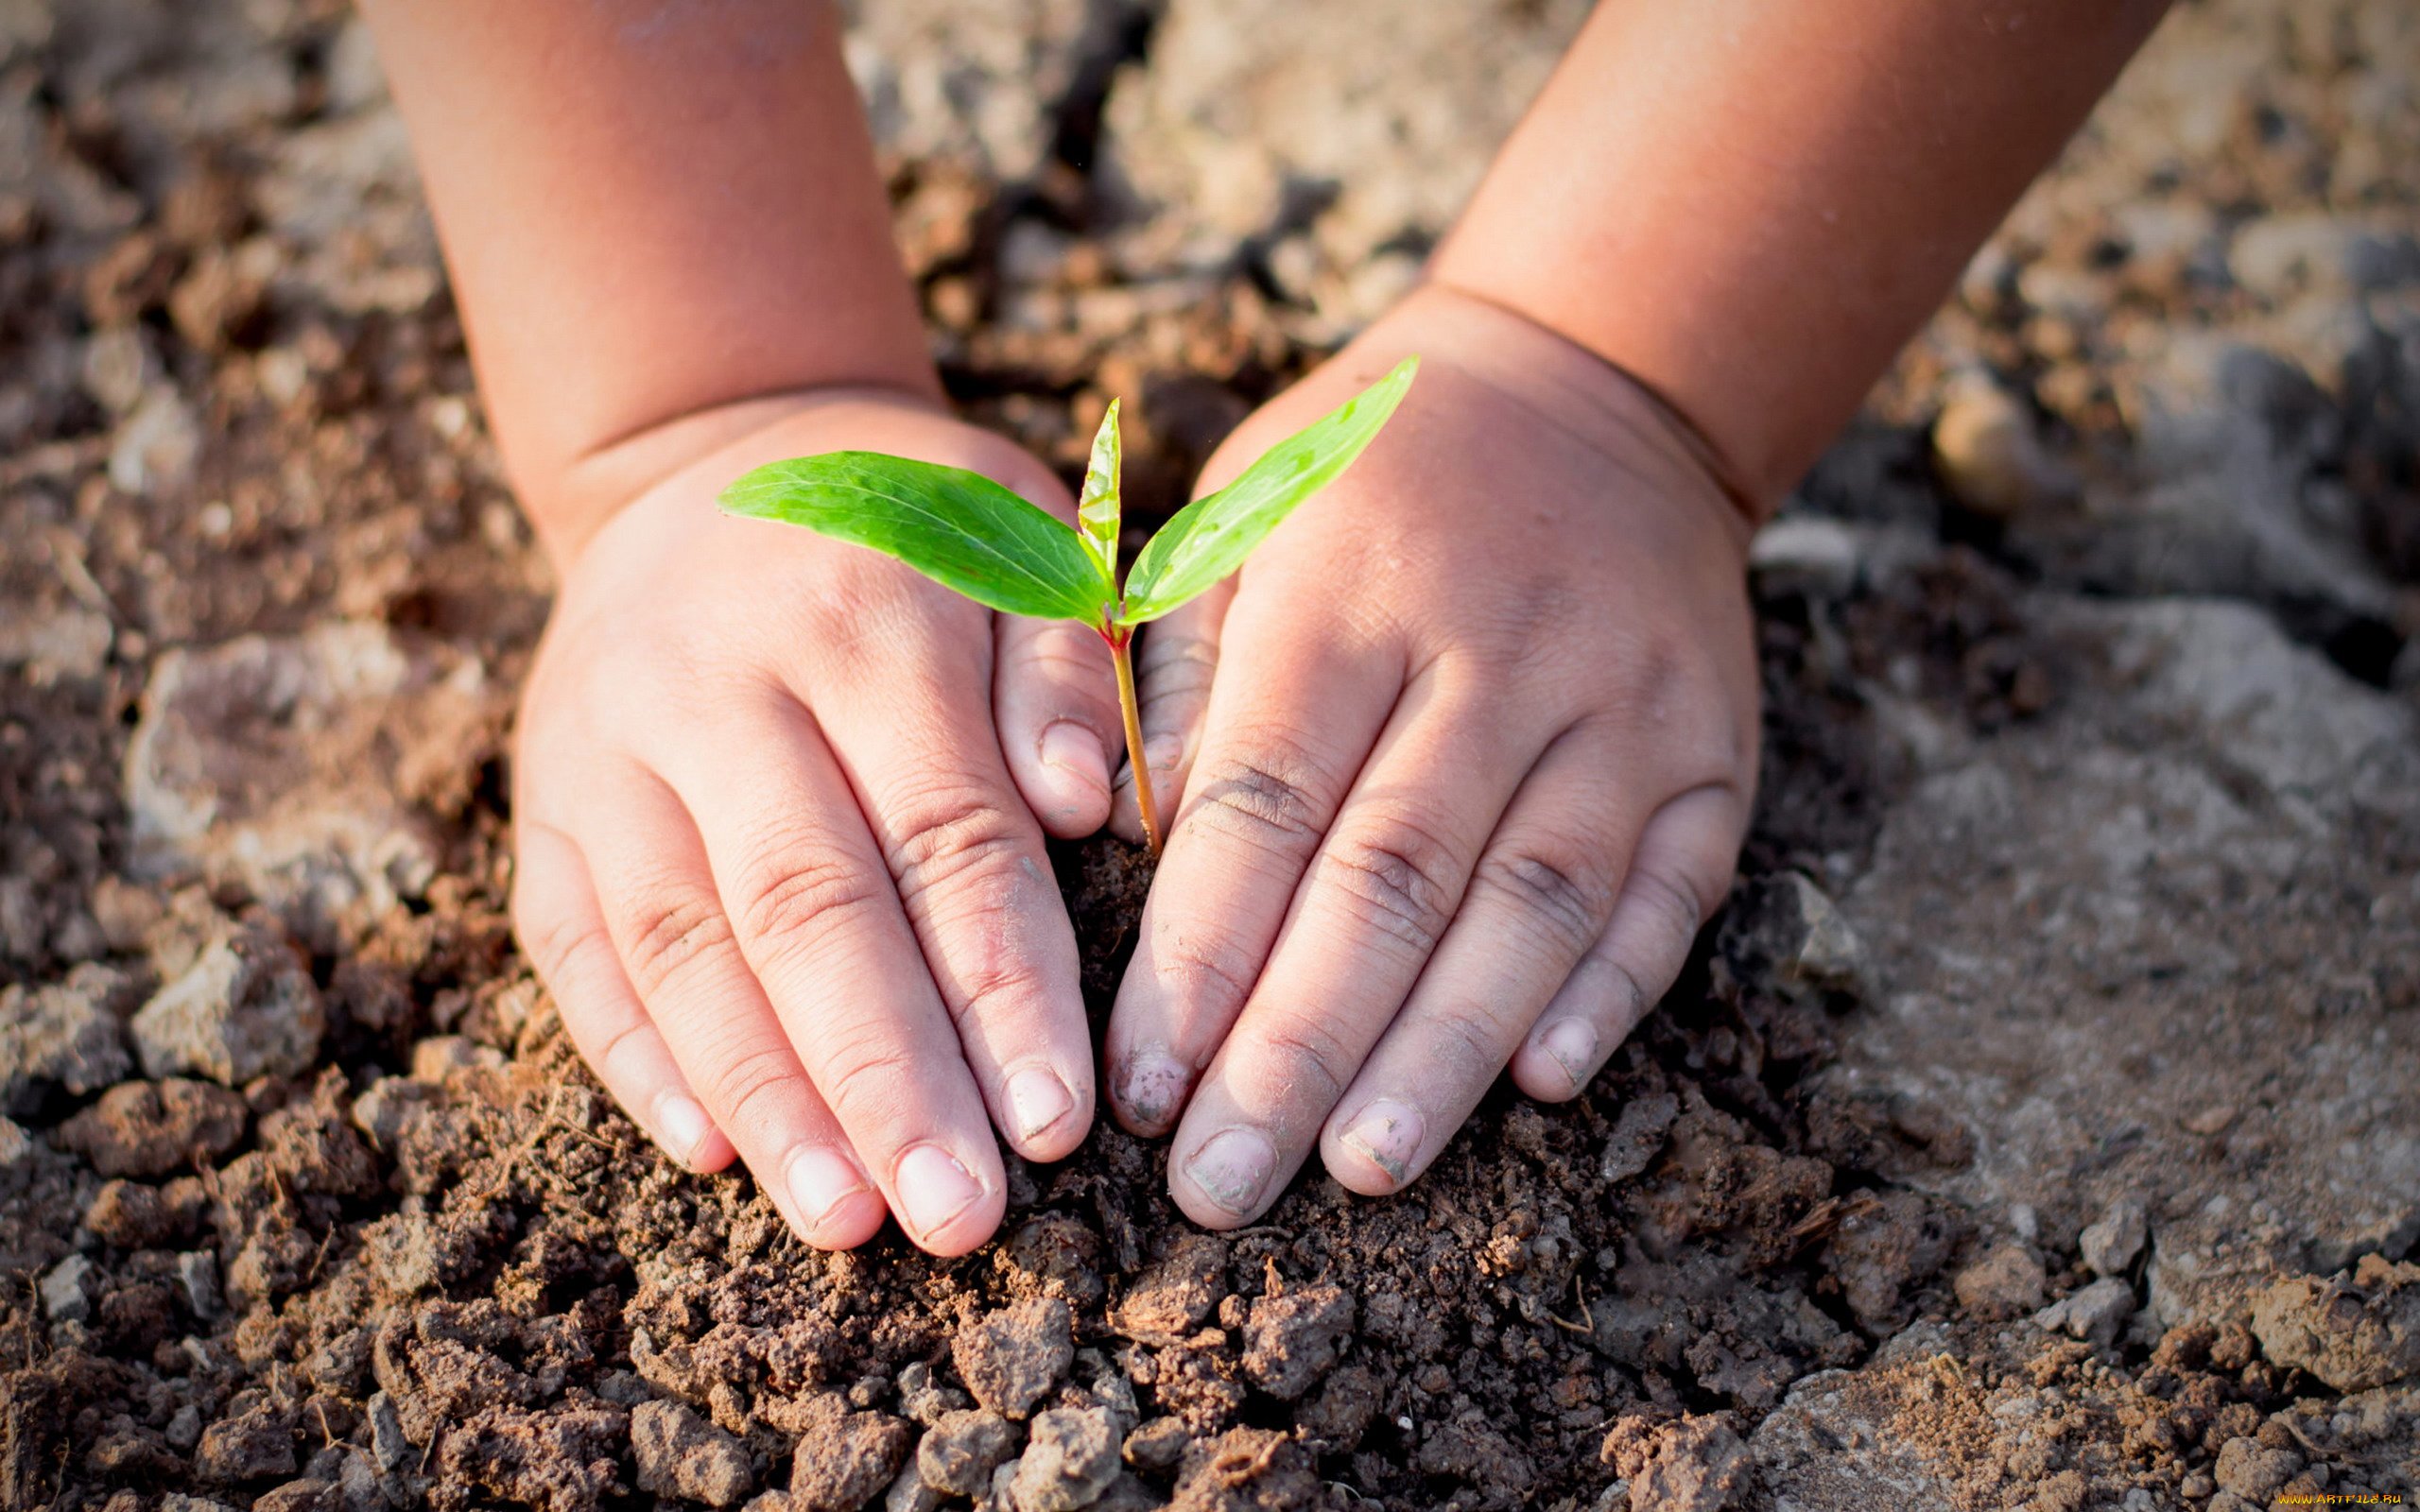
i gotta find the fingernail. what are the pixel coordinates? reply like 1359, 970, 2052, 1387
1119, 1050, 1191, 1131
1184, 1126, 1276, 1216
1005, 1065, 1075, 1144
1040, 721, 1109, 796
654, 1093, 713, 1166
1340, 1098, 1425, 1185
894, 1143, 986, 1240
1537, 1018, 1599, 1091
786, 1144, 870, 1234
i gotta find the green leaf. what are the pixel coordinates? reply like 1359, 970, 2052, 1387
719, 453, 1103, 623
1075, 400, 1122, 597
1118, 355, 1418, 626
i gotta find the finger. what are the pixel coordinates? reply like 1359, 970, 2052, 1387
512, 817, 737, 1173
632, 699, 1023, 1254
694, 647, 1094, 1172
1103, 606, 1400, 1137
995, 614, 1123, 837
571, 761, 894, 1251
1159, 679, 1534, 1227
1508, 783, 1744, 1101
1108, 583, 1229, 846
1313, 738, 1717, 1195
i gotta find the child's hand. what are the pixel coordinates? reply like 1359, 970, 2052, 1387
512, 390, 1127, 1256
1104, 287, 1761, 1226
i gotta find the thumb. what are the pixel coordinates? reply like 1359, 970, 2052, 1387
1108, 580, 1229, 846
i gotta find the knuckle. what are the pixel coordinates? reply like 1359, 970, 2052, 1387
881, 782, 1033, 914
1471, 844, 1614, 954
1624, 866, 1707, 956
1005, 624, 1110, 690
729, 841, 889, 971
1254, 1014, 1355, 1106
1315, 815, 1462, 957
620, 890, 738, 999
811, 1028, 925, 1129
1419, 1001, 1504, 1076
701, 1041, 808, 1135
1186, 735, 1332, 851
1137, 631, 1219, 704
1150, 924, 1263, 1022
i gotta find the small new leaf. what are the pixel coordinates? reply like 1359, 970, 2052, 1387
718, 451, 1102, 622
1117, 355, 1418, 626
1075, 400, 1122, 603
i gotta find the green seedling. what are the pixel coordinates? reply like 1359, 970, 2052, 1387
717, 356, 1418, 858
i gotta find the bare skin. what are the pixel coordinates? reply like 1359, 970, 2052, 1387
364, 0, 2167, 1248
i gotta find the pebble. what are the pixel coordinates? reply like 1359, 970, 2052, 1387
1599, 1092, 1682, 1184
0, 967, 133, 1112
2031, 1276, 2136, 1349
1006, 1406, 1122, 1512
918, 1409, 1019, 1497
631, 1399, 755, 1507
130, 919, 324, 1085
1931, 370, 2079, 519
2079, 1197, 2148, 1277
1952, 1242, 2048, 1319
178, 1249, 223, 1320
39, 1253, 92, 1320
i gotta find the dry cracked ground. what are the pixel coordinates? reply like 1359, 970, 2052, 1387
2, 1, 2417, 1510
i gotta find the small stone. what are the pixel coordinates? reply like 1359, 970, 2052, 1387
163, 1497, 242, 1512
788, 1393, 913, 1512
956, 1297, 1076, 1418
884, 1459, 946, 1512
2180, 1471, 2214, 1499
1239, 1283, 1355, 1400
631, 1399, 756, 1507
2032, 1277, 2136, 1350
919, 1409, 1019, 1497
2079, 1198, 2148, 1277
166, 1404, 203, 1452
0, 967, 134, 1113
1747, 517, 1862, 596
197, 1400, 301, 1482
2180, 1105, 2237, 1137
130, 919, 323, 1085
0, 1116, 33, 1167
1120, 1418, 1191, 1476
1009, 1407, 1121, 1512
40, 1253, 93, 1320
178, 1249, 223, 1320
54, 1077, 248, 1177
1931, 370, 2078, 519
2213, 1436, 2304, 1501
1953, 1242, 2048, 1319
1599, 1092, 1682, 1183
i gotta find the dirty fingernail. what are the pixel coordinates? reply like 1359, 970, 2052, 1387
1537, 1018, 1599, 1091
1119, 1050, 1191, 1131
1184, 1127, 1276, 1216
1040, 721, 1109, 796
654, 1093, 714, 1166
894, 1143, 985, 1240
1005, 1065, 1075, 1144
1339, 1098, 1424, 1186
786, 1144, 870, 1235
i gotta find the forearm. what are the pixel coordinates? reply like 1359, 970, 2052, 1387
1431, 0, 2168, 515
359, 0, 934, 558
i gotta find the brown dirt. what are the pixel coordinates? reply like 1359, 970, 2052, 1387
3, 4, 2415, 1512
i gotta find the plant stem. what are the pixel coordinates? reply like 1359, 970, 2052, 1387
1109, 629, 1164, 858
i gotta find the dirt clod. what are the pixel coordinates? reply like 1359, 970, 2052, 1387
53, 1077, 247, 1177
956, 1298, 1077, 1419
919, 1408, 1019, 1496
1237, 1283, 1353, 1400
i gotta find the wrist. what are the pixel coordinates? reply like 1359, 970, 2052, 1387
1346, 284, 1761, 549
526, 382, 948, 570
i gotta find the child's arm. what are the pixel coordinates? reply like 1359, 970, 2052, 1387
362, 0, 1132, 1254
1105, 0, 2169, 1228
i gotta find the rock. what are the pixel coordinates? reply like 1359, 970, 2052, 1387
0, 1115, 30, 1167
955, 1297, 1075, 1418
2212, 1435, 2303, 1501
1, 971, 132, 1114
1952, 1243, 2047, 1320
631, 1399, 754, 1507
896, 1359, 972, 1427
1601, 1413, 1751, 1512
2032, 1277, 2137, 1350
1008, 1406, 1121, 1512
178, 1249, 223, 1320
918, 1409, 1018, 1497
2249, 1257, 2420, 1392
1237, 1283, 1354, 1400
1931, 370, 2079, 519
1112, 1234, 1228, 1339
53, 1078, 247, 1177
884, 1460, 946, 1512
1747, 516, 1863, 596
123, 624, 507, 942
39, 1253, 92, 1321
788, 1393, 912, 1512
130, 916, 322, 1085
2079, 1198, 2148, 1277
1599, 1092, 1682, 1184
108, 385, 200, 495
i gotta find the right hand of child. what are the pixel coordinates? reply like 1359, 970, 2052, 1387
511, 389, 1129, 1256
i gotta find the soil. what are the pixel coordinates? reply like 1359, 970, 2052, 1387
3, 3, 2417, 1512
